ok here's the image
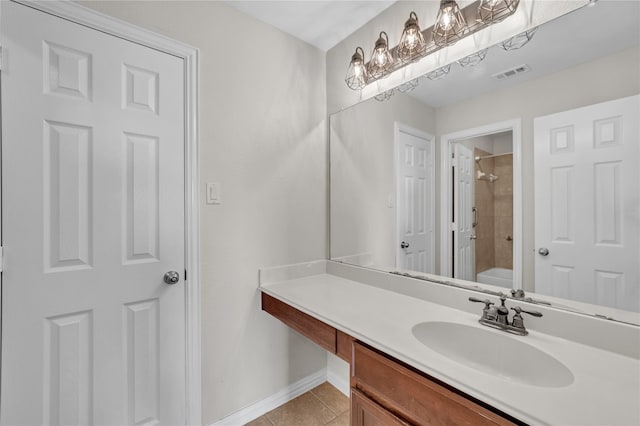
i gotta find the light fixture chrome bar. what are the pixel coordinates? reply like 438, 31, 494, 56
361, 0, 519, 87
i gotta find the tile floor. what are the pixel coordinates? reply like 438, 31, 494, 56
245, 382, 349, 426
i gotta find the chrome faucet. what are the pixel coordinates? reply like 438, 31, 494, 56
469, 293, 542, 336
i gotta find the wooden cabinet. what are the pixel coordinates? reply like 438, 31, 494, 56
351, 388, 409, 426
351, 342, 522, 426
261, 292, 524, 426
261, 293, 337, 353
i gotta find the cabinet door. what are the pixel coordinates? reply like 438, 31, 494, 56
351, 388, 409, 426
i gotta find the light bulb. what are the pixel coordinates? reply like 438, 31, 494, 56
440, 7, 454, 30
397, 12, 426, 63
345, 47, 368, 90
433, 0, 468, 47
367, 31, 394, 79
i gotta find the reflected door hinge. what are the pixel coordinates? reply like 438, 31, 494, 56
0, 246, 4, 272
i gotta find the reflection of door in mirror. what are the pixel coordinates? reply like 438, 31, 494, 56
395, 124, 435, 273
454, 143, 475, 281
450, 132, 514, 287
534, 95, 639, 312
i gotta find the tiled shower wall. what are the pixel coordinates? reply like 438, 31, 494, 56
474, 151, 513, 274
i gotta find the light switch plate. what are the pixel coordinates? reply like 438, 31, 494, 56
206, 182, 221, 204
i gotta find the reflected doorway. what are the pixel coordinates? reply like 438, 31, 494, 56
440, 120, 522, 290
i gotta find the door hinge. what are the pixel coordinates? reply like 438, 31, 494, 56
0, 246, 4, 272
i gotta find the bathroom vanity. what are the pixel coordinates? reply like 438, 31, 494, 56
259, 260, 640, 426
263, 292, 518, 425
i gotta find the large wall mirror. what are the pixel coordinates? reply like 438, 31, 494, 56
330, 1, 639, 324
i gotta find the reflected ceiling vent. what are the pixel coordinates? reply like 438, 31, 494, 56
492, 64, 531, 80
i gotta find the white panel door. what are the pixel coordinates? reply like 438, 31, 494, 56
534, 95, 639, 312
454, 144, 475, 281
1, 2, 186, 425
396, 126, 435, 273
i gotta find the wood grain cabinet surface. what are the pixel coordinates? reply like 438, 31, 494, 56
352, 342, 521, 426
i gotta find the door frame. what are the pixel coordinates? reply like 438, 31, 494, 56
439, 119, 522, 290
394, 122, 435, 273
1, 1, 202, 424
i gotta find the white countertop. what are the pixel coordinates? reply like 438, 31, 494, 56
259, 263, 640, 426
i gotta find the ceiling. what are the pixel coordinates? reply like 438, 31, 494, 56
224, 1, 396, 51
407, 0, 640, 107
224, 1, 639, 107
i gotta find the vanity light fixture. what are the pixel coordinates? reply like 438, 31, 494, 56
426, 65, 451, 80
458, 49, 488, 67
344, 1, 521, 90
345, 47, 368, 90
367, 31, 394, 79
397, 12, 427, 63
477, 0, 520, 24
499, 27, 537, 50
374, 88, 395, 102
396, 78, 420, 93
432, 0, 469, 47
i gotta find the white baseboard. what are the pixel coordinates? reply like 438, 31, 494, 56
326, 368, 349, 397
211, 369, 327, 426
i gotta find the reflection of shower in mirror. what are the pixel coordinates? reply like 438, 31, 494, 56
477, 170, 498, 182
475, 153, 511, 182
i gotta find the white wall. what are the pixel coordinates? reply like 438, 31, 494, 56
436, 46, 640, 291
331, 93, 435, 269
78, 2, 328, 423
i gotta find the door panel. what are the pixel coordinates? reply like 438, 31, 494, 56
534, 95, 639, 312
1, 2, 186, 424
454, 144, 475, 281
396, 127, 434, 273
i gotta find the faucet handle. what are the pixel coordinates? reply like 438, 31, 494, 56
468, 297, 494, 309
511, 306, 543, 317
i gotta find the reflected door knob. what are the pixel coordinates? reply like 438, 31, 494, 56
538, 248, 550, 256
163, 271, 180, 285
400, 241, 410, 249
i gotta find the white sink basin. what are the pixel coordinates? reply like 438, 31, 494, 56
412, 321, 574, 388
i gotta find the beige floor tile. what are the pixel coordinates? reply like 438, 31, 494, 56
324, 411, 350, 426
245, 414, 274, 426
310, 382, 350, 416
266, 392, 336, 426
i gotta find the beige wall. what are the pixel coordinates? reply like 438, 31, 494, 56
331, 93, 436, 269
436, 46, 640, 291
78, 2, 328, 423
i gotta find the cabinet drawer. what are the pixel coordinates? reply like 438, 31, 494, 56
351, 388, 409, 426
261, 293, 336, 353
352, 342, 519, 426
337, 330, 354, 362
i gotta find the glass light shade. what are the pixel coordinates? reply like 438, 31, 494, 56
345, 47, 368, 90
432, 0, 469, 47
499, 27, 537, 51
397, 12, 427, 63
367, 31, 394, 79
477, 0, 520, 24
458, 49, 488, 67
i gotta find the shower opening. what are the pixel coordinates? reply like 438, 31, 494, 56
452, 130, 514, 287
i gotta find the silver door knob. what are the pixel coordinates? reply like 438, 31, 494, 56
400, 241, 410, 249
164, 271, 180, 285
538, 248, 550, 256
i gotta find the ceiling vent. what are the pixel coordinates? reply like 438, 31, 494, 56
492, 64, 531, 80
